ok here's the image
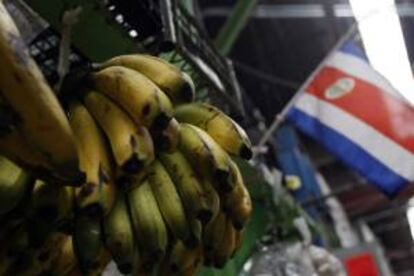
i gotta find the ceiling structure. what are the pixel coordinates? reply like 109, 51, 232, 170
197, 0, 414, 275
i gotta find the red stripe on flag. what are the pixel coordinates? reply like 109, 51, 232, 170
305, 66, 414, 153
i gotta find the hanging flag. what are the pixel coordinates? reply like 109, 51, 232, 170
286, 40, 414, 196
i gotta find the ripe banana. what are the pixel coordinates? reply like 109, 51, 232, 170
0, 157, 33, 215
151, 117, 180, 153
89, 66, 173, 129
72, 214, 105, 273
101, 54, 195, 103
168, 240, 202, 273
84, 91, 154, 174
232, 229, 243, 257
0, 1, 81, 182
175, 103, 252, 159
147, 160, 190, 243
179, 123, 234, 192
102, 192, 135, 274
51, 235, 78, 276
203, 212, 227, 265
159, 151, 213, 223
68, 101, 116, 217
213, 216, 236, 268
222, 161, 252, 229
127, 180, 168, 272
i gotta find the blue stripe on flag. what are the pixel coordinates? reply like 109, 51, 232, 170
339, 41, 367, 61
287, 108, 407, 196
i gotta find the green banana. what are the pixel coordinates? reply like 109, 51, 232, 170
0, 156, 33, 215
73, 214, 105, 273
101, 54, 195, 104
102, 192, 135, 274
148, 160, 190, 243
174, 103, 252, 159
127, 180, 168, 272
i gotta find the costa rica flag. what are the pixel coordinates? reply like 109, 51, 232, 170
287, 40, 414, 196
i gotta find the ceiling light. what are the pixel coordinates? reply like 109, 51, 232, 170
349, 0, 414, 104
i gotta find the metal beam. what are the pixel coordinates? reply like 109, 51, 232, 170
214, 0, 258, 55
204, 3, 414, 19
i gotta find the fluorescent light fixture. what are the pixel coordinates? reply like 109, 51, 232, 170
407, 198, 414, 240
349, 0, 414, 104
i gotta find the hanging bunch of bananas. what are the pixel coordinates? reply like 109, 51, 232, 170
62, 53, 254, 275
0, 2, 254, 275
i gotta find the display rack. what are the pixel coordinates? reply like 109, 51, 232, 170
23, 0, 245, 116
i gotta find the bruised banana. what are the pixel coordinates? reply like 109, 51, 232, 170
222, 161, 252, 230
175, 102, 252, 159
159, 151, 213, 223
103, 192, 135, 274
69, 101, 116, 217
0, 2, 81, 181
73, 214, 105, 273
101, 54, 195, 104
84, 91, 154, 173
179, 123, 234, 192
89, 66, 173, 129
128, 180, 168, 271
148, 160, 190, 243
162, 240, 202, 274
150, 117, 180, 153
0, 157, 33, 215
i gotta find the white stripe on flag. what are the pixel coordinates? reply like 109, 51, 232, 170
295, 93, 414, 181
325, 51, 406, 102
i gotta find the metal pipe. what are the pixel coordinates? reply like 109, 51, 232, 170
214, 0, 258, 55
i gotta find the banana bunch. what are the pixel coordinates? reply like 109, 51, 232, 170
0, 2, 253, 274
60, 52, 252, 274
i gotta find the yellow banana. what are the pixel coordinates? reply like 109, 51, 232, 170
72, 215, 105, 273
84, 91, 154, 173
127, 180, 168, 272
89, 66, 173, 129
214, 216, 236, 268
147, 160, 190, 243
102, 192, 135, 274
0, 2, 81, 182
159, 151, 213, 224
101, 54, 195, 104
168, 240, 202, 273
0, 157, 33, 215
68, 101, 116, 217
174, 103, 252, 159
151, 117, 180, 153
222, 162, 252, 229
232, 229, 243, 257
179, 123, 234, 192
51, 235, 78, 276
203, 212, 227, 266
187, 218, 202, 249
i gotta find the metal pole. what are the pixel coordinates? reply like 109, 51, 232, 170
215, 0, 258, 55
252, 23, 358, 160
